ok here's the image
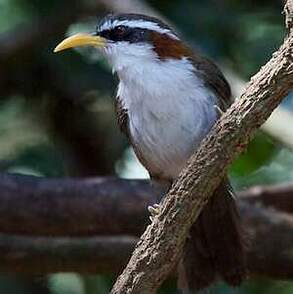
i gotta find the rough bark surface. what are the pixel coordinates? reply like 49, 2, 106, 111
111, 1, 293, 293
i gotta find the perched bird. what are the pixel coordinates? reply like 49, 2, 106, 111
55, 13, 246, 292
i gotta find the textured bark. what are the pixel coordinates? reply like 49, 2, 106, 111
111, 2, 293, 293
0, 174, 291, 236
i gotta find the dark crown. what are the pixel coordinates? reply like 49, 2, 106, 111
96, 13, 178, 43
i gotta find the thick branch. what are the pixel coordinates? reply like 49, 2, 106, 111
0, 207, 291, 280
224, 67, 293, 150
0, 174, 151, 236
111, 2, 293, 293
239, 182, 293, 213
242, 203, 293, 281
0, 174, 292, 279
0, 235, 136, 275
0, 174, 292, 236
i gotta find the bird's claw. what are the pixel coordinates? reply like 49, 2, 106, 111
214, 104, 224, 116
148, 203, 160, 222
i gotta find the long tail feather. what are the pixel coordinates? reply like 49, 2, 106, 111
178, 180, 247, 293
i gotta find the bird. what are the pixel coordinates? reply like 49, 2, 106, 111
54, 13, 246, 292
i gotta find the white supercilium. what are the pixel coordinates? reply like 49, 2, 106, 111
99, 19, 178, 40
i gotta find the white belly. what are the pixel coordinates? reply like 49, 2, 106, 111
117, 58, 218, 180
129, 94, 217, 179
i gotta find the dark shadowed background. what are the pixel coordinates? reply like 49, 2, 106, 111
0, 0, 292, 293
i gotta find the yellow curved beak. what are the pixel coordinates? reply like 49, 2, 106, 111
54, 33, 106, 53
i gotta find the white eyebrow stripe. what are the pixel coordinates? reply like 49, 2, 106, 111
99, 19, 179, 40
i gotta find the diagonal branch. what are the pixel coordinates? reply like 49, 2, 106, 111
111, 1, 293, 293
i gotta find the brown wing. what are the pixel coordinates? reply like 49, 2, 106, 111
191, 54, 232, 111
114, 96, 130, 139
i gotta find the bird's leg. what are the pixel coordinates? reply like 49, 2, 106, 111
148, 178, 171, 222
148, 203, 161, 221
214, 104, 224, 116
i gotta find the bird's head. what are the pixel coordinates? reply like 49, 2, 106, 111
54, 13, 193, 73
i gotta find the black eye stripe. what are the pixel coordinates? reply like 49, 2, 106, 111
98, 26, 148, 43
99, 26, 128, 40
115, 25, 127, 35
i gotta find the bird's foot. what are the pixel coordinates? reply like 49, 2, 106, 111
148, 203, 160, 222
214, 104, 224, 116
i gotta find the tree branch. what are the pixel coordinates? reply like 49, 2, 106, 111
224, 67, 293, 150
111, 1, 293, 292
0, 234, 137, 275
0, 174, 151, 236
242, 203, 293, 281
239, 182, 293, 213
0, 175, 292, 280
0, 174, 291, 236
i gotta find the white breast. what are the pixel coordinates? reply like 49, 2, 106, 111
117, 58, 218, 180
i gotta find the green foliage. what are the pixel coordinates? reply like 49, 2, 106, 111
232, 147, 293, 189
49, 274, 84, 294
0, 0, 31, 33
241, 279, 293, 294
230, 132, 277, 177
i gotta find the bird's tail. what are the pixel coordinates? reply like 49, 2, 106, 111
178, 181, 247, 293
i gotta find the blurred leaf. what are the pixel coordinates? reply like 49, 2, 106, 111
0, 0, 32, 33
241, 279, 293, 294
83, 275, 114, 294
0, 96, 47, 159
7, 144, 66, 177
158, 278, 178, 294
230, 132, 277, 177
232, 148, 293, 189
48, 273, 84, 294
116, 147, 148, 179
232, 12, 284, 77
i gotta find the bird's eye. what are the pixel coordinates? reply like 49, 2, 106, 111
114, 26, 127, 38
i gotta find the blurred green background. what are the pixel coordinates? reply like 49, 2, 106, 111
0, 0, 292, 293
